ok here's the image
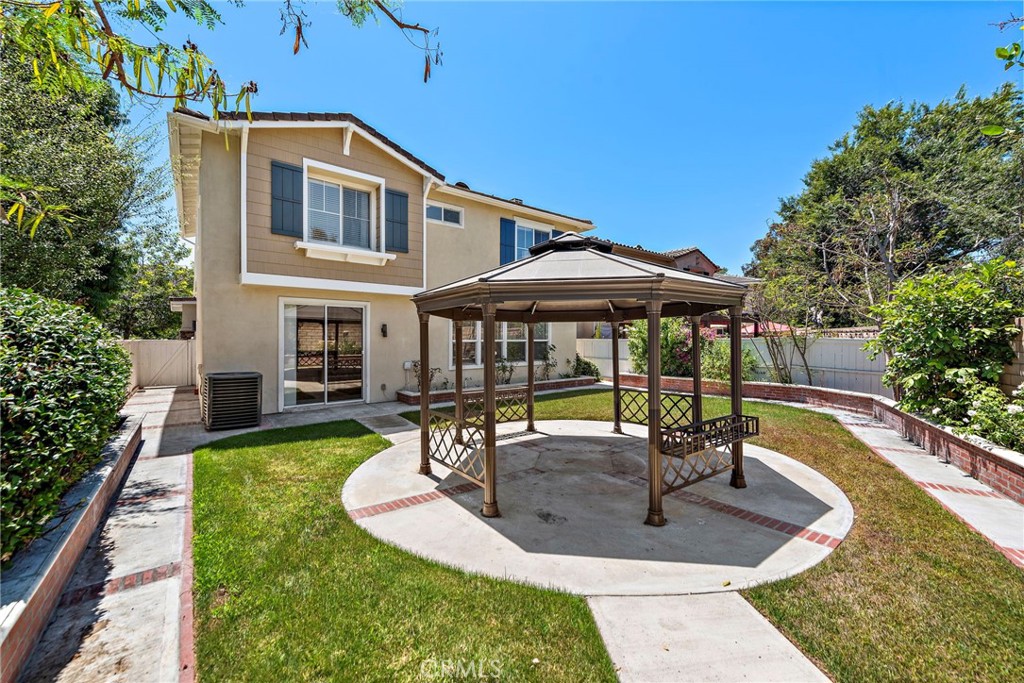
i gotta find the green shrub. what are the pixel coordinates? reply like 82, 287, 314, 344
564, 353, 601, 380
627, 318, 716, 377
1, 288, 131, 563
702, 338, 760, 382
953, 379, 1024, 452
866, 259, 1023, 450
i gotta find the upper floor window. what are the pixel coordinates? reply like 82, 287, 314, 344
308, 178, 372, 249
426, 202, 463, 228
515, 224, 550, 261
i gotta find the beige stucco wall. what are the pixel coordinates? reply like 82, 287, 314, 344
194, 128, 585, 412
246, 128, 424, 288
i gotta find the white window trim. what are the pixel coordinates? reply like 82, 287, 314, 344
426, 200, 465, 228
513, 216, 552, 261
299, 159, 390, 261
447, 320, 550, 370
278, 297, 371, 412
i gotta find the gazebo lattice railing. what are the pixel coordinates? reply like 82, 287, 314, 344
619, 389, 694, 430
412, 233, 761, 526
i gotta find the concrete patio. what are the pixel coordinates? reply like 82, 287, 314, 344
343, 419, 854, 595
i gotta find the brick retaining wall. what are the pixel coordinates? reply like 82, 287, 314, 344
396, 377, 597, 405
0, 417, 142, 683
619, 374, 1024, 504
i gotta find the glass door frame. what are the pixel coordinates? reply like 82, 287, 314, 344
278, 297, 369, 411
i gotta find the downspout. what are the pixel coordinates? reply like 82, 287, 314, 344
422, 177, 434, 291
239, 125, 250, 281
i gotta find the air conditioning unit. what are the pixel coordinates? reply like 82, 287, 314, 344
202, 372, 262, 431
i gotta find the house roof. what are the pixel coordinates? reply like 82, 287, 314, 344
177, 108, 445, 180
663, 245, 721, 272
413, 233, 748, 323
173, 108, 594, 227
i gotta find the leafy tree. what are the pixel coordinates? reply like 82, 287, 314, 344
0, 0, 442, 231
105, 221, 193, 339
865, 259, 1023, 423
0, 51, 141, 313
746, 85, 1024, 326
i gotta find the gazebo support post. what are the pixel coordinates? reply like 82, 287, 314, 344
690, 315, 703, 425
644, 301, 666, 526
729, 305, 747, 489
454, 319, 464, 445
527, 322, 536, 432
611, 319, 622, 434
418, 311, 432, 476
481, 304, 501, 517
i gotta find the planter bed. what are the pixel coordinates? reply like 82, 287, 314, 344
0, 415, 143, 683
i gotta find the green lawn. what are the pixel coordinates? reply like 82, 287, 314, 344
194, 389, 1024, 682
192, 420, 616, 682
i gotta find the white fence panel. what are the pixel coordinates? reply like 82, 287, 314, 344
119, 339, 196, 388
576, 334, 891, 398
576, 338, 632, 377
744, 337, 890, 398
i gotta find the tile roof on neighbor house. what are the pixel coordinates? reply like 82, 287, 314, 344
664, 246, 699, 258
173, 108, 594, 226
713, 273, 761, 286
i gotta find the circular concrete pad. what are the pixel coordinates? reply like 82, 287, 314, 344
343, 420, 853, 596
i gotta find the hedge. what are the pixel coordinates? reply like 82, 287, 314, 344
1, 288, 131, 563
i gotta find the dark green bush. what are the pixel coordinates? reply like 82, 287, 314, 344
1, 287, 131, 563
866, 259, 1024, 450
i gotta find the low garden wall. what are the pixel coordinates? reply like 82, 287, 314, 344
0, 416, 143, 683
618, 373, 1024, 504
396, 377, 596, 405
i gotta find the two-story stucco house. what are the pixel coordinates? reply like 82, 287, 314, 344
168, 110, 594, 414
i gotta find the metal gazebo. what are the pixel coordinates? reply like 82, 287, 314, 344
411, 233, 759, 525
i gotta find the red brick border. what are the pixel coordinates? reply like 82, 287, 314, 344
348, 468, 545, 521
618, 374, 1024, 504
607, 471, 844, 549
915, 481, 1009, 500
179, 452, 196, 683
0, 420, 142, 683
58, 562, 182, 608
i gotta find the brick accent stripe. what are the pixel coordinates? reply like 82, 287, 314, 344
58, 562, 182, 608
607, 471, 844, 549
915, 481, 1009, 499
348, 467, 546, 521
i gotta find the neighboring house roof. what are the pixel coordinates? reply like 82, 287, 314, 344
664, 246, 699, 258
606, 240, 676, 267
168, 296, 196, 312
663, 245, 721, 273
171, 108, 594, 230
714, 273, 761, 286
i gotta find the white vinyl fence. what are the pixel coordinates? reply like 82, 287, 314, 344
118, 339, 196, 388
576, 338, 632, 377
577, 335, 891, 398
743, 337, 890, 397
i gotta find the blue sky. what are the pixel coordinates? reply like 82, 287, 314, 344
135, 1, 1021, 273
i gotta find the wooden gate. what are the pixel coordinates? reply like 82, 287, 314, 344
119, 339, 196, 388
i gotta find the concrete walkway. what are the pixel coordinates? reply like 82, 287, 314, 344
346, 418, 843, 681
18, 387, 423, 683
794, 403, 1024, 569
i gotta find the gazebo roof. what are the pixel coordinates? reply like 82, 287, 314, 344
413, 233, 748, 322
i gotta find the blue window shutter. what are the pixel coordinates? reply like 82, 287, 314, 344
271, 161, 303, 237
500, 218, 516, 264
552, 229, 564, 239
385, 189, 409, 253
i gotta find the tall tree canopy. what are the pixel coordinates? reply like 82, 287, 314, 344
0, 51, 143, 313
746, 84, 1024, 327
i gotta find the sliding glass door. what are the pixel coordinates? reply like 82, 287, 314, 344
284, 304, 364, 407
